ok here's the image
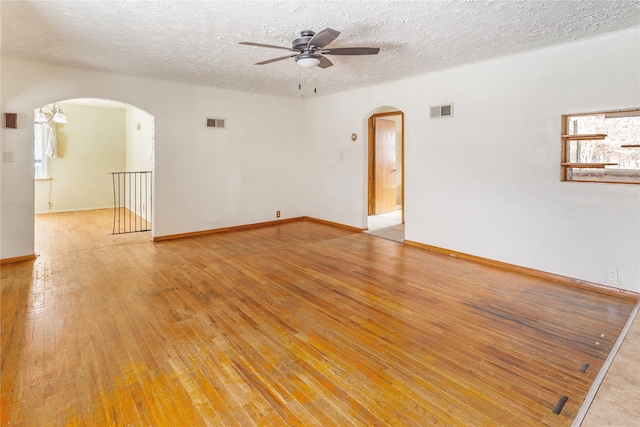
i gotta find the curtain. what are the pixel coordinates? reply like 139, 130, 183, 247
45, 122, 57, 158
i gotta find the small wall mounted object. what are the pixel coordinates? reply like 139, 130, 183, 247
5, 113, 17, 129
351, 133, 357, 141
206, 118, 225, 128
430, 104, 453, 119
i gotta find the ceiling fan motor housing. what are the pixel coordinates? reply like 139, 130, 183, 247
292, 30, 316, 50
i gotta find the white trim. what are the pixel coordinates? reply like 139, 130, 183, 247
35, 206, 115, 215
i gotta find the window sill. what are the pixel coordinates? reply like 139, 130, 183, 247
561, 163, 618, 168
35, 177, 52, 181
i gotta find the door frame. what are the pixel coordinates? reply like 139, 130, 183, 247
367, 111, 405, 223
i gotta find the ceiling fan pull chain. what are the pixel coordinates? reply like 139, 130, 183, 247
299, 67, 304, 98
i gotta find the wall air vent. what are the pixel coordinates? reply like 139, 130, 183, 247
430, 104, 453, 119
206, 118, 225, 128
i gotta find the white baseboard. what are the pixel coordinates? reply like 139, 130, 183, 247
35, 206, 114, 215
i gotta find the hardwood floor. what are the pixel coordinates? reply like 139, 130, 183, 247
1, 210, 636, 426
34, 209, 150, 255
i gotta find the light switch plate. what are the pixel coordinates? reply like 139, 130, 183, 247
3, 151, 14, 163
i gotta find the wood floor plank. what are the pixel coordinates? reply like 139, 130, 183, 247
1, 209, 636, 426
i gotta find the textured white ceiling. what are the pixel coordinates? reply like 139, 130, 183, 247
2, 1, 639, 98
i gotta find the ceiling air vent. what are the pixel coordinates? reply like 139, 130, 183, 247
206, 118, 225, 128
430, 104, 453, 119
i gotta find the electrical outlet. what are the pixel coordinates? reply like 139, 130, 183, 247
607, 269, 619, 282
276, 211, 281, 218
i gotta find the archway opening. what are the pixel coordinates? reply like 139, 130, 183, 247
364, 106, 404, 242
33, 98, 155, 255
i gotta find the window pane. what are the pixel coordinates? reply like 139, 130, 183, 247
34, 124, 47, 178
563, 110, 640, 184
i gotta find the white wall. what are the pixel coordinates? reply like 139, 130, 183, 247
1, 56, 305, 259
124, 106, 154, 221
305, 28, 640, 292
126, 106, 153, 172
2, 28, 639, 292
34, 103, 126, 213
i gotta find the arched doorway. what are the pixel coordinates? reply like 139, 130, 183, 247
33, 98, 155, 254
365, 107, 404, 241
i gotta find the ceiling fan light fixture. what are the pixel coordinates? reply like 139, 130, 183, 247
296, 55, 320, 68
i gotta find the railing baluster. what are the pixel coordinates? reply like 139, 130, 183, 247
110, 171, 152, 235
117, 173, 121, 234
112, 173, 116, 234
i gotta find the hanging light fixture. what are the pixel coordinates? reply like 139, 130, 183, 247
52, 104, 68, 123
34, 108, 49, 124
34, 103, 68, 124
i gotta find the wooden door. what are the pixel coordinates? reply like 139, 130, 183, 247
374, 118, 397, 214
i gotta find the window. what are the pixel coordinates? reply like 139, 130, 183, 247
561, 108, 640, 184
34, 123, 48, 179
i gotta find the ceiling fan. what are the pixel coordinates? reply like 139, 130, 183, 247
239, 28, 380, 69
